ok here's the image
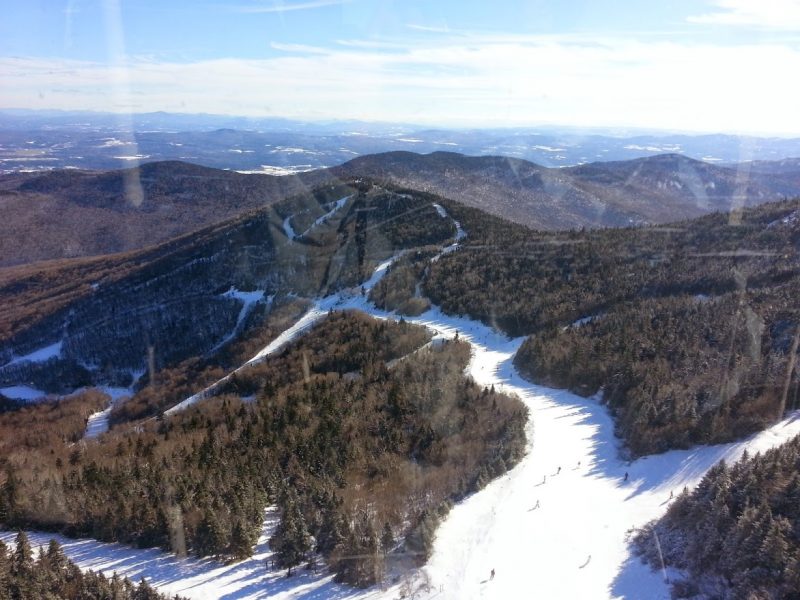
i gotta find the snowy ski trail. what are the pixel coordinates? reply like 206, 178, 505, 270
7, 205, 800, 599
8, 293, 800, 598
299, 195, 352, 238
209, 288, 271, 355
82, 386, 138, 439
1, 340, 63, 368
283, 214, 298, 240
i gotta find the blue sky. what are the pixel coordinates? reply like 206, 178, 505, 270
1, 0, 800, 134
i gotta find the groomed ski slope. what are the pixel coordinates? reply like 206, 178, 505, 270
6, 298, 800, 599
6, 203, 800, 599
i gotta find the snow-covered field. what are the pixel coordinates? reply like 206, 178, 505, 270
5, 204, 800, 599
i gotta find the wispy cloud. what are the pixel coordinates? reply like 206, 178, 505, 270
406, 23, 453, 34
688, 0, 800, 29
3, 33, 800, 135
234, 0, 350, 14
270, 41, 329, 54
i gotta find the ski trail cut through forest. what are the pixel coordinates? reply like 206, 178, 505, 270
12, 202, 800, 599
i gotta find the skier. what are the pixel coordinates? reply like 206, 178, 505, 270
490, 568, 495, 581
534, 499, 540, 509
557, 466, 561, 475
624, 472, 628, 482
542, 474, 547, 484
669, 490, 674, 499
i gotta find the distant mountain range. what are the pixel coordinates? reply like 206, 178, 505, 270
2, 151, 800, 267
2, 109, 800, 174
333, 151, 800, 230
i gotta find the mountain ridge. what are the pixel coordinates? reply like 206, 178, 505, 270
333, 150, 800, 230
2, 151, 800, 268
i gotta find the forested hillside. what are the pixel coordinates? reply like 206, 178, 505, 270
0, 161, 333, 267
0, 312, 527, 587
0, 180, 454, 396
635, 436, 800, 599
333, 151, 800, 230
417, 198, 800, 456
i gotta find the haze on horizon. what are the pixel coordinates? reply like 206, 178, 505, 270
1, 0, 800, 136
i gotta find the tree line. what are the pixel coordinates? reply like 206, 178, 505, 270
0, 532, 184, 600
635, 435, 800, 599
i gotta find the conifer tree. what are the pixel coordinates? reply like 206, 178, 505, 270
11, 530, 32, 576
271, 491, 312, 576
0, 540, 9, 599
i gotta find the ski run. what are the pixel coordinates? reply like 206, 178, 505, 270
5, 203, 800, 599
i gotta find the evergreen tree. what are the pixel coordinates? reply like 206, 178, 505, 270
271, 491, 312, 576
0, 540, 9, 599
11, 530, 32, 576
381, 522, 394, 556
229, 519, 256, 560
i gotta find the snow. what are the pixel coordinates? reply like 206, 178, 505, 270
98, 138, 133, 148
209, 288, 271, 354
235, 165, 318, 175
432, 203, 448, 218
299, 195, 352, 238
283, 215, 297, 240
281, 196, 352, 243
623, 144, 681, 153
767, 209, 800, 228
565, 314, 602, 329
0, 385, 48, 401
9, 293, 800, 598
165, 254, 400, 417
0, 508, 356, 600
2, 340, 63, 368
10, 209, 800, 599
83, 386, 136, 440
429, 203, 465, 263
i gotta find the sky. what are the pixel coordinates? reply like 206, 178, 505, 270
1, 0, 800, 135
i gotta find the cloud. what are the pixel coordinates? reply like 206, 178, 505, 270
234, 0, 350, 14
406, 23, 453, 34
2, 33, 800, 135
270, 42, 330, 54
688, 0, 800, 29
